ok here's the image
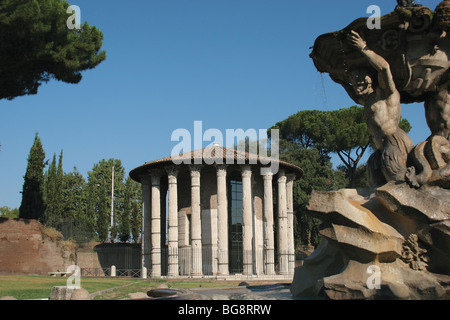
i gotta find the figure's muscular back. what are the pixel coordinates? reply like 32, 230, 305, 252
365, 88, 402, 149
425, 84, 450, 140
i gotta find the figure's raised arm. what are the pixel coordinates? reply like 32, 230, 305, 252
347, 31, 397, 95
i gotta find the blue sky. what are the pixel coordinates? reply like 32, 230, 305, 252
0, 0, 440, 209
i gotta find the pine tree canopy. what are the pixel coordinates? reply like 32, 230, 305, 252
272, 106, 411, 187
0, 0, 106, 100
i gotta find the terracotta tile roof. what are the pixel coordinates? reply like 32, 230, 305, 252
129, 146, 303, 181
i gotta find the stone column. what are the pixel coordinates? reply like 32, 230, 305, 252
286, 173, 296, 275
253, 177, 264, 276
216, 164, 229, 276
150, 169, 163, 278
140, 175, 151, 278
241, 165, 253, 275
160, 186, 167, 260
262, 172, 275, 275
277, 169, 289, 275
190, 165, 203, 277
166, 166, 179, 278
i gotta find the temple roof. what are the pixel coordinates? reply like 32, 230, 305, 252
129, 146, 303, 181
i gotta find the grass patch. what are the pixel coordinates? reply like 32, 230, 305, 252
0, 275, 141, 300
0, 275, 275, 300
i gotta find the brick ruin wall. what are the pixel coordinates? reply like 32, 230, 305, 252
0, 218, 75, 275
0, 218, 136, 275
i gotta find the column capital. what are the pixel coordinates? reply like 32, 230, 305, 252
241, 164, 252, 178
165, 166, 179, 180
150, 169, 164, 186
286, 173, 296, 183
149, 168, 165, 177
262, 171, 274, 180
215, 164, 228, 177
149, 168, 164, 174
277, 168, 286, 183
139, 174, 151, 185
189, 164, 202, 176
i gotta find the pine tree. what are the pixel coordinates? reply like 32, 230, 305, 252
272, 106, 412, 187
19, 133, 46, 220
0, 0, 106, 100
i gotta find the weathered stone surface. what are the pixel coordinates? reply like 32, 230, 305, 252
376, 181, 450, 275
127, 292, 149, 300
290, 238, 345, 297
0, 218, 75, 275
292, 183, 450, 300
70, 288, 90, 300
376, 182, 450, 223
308, 188, 404, 262
322, 259, 445, 300
49, 286, 79, 300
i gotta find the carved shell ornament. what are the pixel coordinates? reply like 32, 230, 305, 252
381, 30, 400, 51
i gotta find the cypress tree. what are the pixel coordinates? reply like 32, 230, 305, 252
44, 153, 57, 226
43, 150, 64, 227
56, 150, 64, 218
19, 133, 46, 220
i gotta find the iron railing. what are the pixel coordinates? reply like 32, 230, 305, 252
80, 245, 296, 278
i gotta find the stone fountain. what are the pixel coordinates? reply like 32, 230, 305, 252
291, 1, 450, 299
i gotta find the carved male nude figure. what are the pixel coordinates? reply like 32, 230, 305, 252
346, 30, 414, 184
